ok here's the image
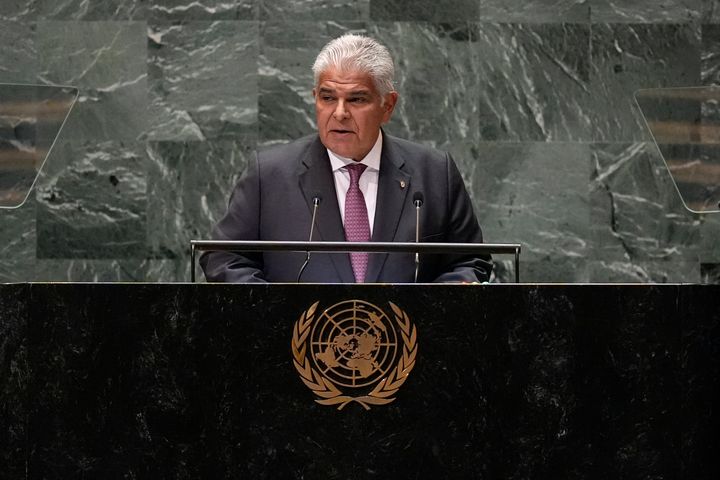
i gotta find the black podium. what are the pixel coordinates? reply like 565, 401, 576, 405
1, 283, 719, 479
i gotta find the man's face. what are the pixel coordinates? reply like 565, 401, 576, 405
313, 67, 398, 161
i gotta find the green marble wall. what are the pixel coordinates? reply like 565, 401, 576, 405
1, 0, 719, 283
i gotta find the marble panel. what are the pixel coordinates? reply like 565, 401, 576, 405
147, 21, 258, 141
146, 140, 252, 264
33, 259, 151, 281
702, 24, 720, 84
590, 0, 701, 23
144, 259, 195, 282
32, 258, 200, 283
0, 197, 36, 282
260, 0, 368, 21
258, 21, 365, 145
35, 21, 148, 142
369, 0, 480, 21
0, 21, 38, 82
493, 258, 591, 283
699, 213, 720, 261
478, 0, 590, 23
463, 142, 590, 263
472, 23, 592, 141
0, 0, 35, 21
700, 262, 720, 282
588, 260, 701, 282
149, 0, 257, 20
703, 0, 720, 22
590, 143, 702, 272
590, 24, 700, 142
27, 0, 148, 20
368, 23, 480, 146
35, 141, 148, 259
0, 283, 28, 477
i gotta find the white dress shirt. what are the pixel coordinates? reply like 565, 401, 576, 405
327, 132, 382, 236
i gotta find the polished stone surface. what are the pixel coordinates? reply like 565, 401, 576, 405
590, 0, 702, 23
35, 140, 148, 259
0, 0, 718, 283
0, 283, 717, 478
590, 24, 700, 142
146, 140, 252, 261
147, 20, 258, 141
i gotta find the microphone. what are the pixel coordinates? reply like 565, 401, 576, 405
297, 194, 322, 282
412, 192, 424, 283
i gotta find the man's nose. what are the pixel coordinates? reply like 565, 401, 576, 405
332, 100, 349, 120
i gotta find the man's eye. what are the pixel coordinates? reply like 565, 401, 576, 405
320, 95, 334, 102
349, 97, 368, 103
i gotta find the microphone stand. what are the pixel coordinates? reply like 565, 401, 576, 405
297, 196, 321, 282
413, 192, 424, 283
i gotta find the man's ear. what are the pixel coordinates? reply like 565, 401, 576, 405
312, 87, 317, 99
382, 92, 399, 123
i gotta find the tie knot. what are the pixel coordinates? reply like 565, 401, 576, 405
345, 163, 367, 185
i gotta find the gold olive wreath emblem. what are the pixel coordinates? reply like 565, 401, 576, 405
291, 299, 418, 410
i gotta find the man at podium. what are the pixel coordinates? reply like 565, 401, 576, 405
201, 34, 492, 283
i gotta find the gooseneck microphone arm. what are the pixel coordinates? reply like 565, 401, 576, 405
413, 192, 424, 283
297, 195, 322, 282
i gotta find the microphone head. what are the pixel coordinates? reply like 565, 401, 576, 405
412, 191, 424, 207
312, 194, 323, 206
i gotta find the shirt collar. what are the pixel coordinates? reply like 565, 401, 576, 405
327, 131, 383, 173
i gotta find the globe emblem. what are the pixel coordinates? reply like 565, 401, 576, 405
310, 300, 398, 388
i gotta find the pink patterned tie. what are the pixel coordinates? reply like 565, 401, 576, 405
344, 163, 370, 283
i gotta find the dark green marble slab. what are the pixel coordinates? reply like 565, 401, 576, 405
147, 20, 258, 141
0, 3, 717, 285
590, 23, 700, 142
146, 140, 252, 261
590, 143, 701, 269
0, 20, 37, 81
702, 24, 720, 85
370, 0, 480, 21
372, 23, 482, 146
479, 0, 590, 23
35, 141, 148, 259
150, 0, 257, 20
704, 0, 720, 23
261, 0, 368, 21
590, 0, 702, 23
0, 0, 147, 20
468, 142, 590, 264
36, 20, 148, 142
472, 23, 592, 141
0, 198, 36, 282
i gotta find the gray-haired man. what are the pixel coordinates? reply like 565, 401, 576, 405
201, 34, 492, 283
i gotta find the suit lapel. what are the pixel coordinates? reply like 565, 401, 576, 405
366, 135, 411, 283
297, 137, 355, 283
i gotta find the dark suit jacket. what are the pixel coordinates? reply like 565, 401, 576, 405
200, 133, 492, 283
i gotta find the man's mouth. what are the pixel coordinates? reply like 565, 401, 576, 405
330, 129, 354, 135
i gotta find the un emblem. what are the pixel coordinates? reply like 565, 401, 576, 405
291, 299, 418, 410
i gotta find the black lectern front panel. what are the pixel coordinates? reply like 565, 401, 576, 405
0, 283, 718, 479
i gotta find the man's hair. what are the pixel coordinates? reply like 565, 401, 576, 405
312, 34, 395, 97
